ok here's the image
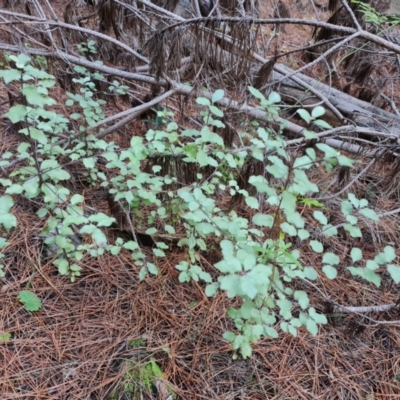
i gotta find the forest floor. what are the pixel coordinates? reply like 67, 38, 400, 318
1, 0, 400, 399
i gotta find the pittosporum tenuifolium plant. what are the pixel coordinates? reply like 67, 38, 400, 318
1, 55, 399, 357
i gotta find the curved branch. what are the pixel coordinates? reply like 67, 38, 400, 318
0, 10, 149, 64
95, 89, 176, 139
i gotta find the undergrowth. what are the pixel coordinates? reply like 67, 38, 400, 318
1, 53, 400, 359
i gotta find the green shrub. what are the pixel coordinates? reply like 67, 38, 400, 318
1, 54, 399, 358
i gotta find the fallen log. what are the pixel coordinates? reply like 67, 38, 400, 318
272, 65, 400, 138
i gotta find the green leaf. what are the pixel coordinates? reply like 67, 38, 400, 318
322, 252, 339, 265
205, 283, 218, 297
238, 275, 257, 299
153, 248, 165, 257
245, 196, 259, 209
350, 247, 362, 263
353, 207, 369, 225
123, 241, 138, 251
310, 240, 323, 253
303, 130, 318, 139
164, 225, 176, 234
341, 200, 353, 215
83, 157, 96, 169
277, 298, 292, 319
248, 86, 265, 100
70, 263, 81, 272
179, 271, 189, 282
5, 104, 28, 123
0, 178, 12, 186
309, 307, 327, 324
348, 193, 360, 208
139, 267, 147, 280
223, 331, 236, 342
364, 268, 381, 286
110, 245, 121, 255
311, 106, 325, 118
294, 290, 309, 309
358, 208, 379, 221
348, 213, 359, 224
375, 246, 396, 264
214, 256, 242, 273
0, 332, 11, 342
210, 119, 225, 128
280, 222, 297, 236
156, 242, 169, 250
297, 109, 311, 124
264, 327, 278, 338
359, 199, 368, 208
303, 267, 318, 280
46, 168, 71, 182
322, 224, 337, 237
322, 265, 337, 279
195, 222, 215, 235
240, 300, 255, 319
146, 227, 157, 235
219, 274, 240, 298
70, 194, 84, 205
240, 341, 252, 359
268, 91, 281, 103
316, 143, 339, 158
42, 162, 71, 181
232, 332, 245, 350
0, 68, 22, 83
147, 262, 159, 275
337, 155, 353, 167
251, 324, 263, 340
252, 213, 274, 227
17, 143, 31, 153
212, 89, 224, 103
88, 213, 115, 227
0, 195, 17, 231
209, 105, 224, 117
196, 97, 211, 106
387, 265, 400, 283
92, 228, 107, 247
240, 251, 256, 271
0, 194, 14, 213
305, 319, 318, 335
313, 210, 327, 225
281, 191, 296, 214
297, 229, 310, 240
343, 224, 362, 238
54, 258, 68, 275
383, 246, 396, 263
313, 119, 332, 129
15, 53, 32, 66
286, 211, 305, 229
22, 85, 52, 107
23, 127, 48, 145
18, 291, 42, 312
293, 155, 313, 170
266, 156, 288, 179
292, 170, 319, 195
